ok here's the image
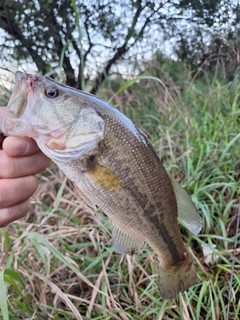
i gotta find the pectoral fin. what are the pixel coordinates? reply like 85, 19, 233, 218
112, 224, 144, 255
74, 183, 96, 210
170, 176, 202, 236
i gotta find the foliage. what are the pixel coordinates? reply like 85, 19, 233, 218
0, 57, 239, 319
0, 0, 239, 93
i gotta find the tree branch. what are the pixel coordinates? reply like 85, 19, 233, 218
90, 0, 145, 94
0, 2, 49, 74
40, 5, 77, 87
90, 1, 169, 94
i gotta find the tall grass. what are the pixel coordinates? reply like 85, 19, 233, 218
0, 59, 239, 319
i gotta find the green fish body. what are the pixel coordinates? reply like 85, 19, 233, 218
0, 72, 202, 299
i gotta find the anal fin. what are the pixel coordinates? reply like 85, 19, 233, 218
112, 224, 144, 255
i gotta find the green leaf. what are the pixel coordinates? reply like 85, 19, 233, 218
0, 270, 9, 320
108, 76, 166, 103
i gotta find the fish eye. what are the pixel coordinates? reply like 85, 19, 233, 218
45, 87, 60, 98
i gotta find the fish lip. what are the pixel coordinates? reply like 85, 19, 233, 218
5, 73, 30, 119
1, 72, 41, 137
15, 71, 43, 92
15, 71, 28, 82
15, 71, 41, 82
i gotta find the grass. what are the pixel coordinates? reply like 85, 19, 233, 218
0, 60, 240, 319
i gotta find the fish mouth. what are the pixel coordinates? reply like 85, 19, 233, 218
0, 72, 39, 137
15, 71, 43, 87
6, 72, 31, 117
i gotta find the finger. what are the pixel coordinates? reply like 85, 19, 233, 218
3, 136, 40, 157
0, 150, 50, 178
0, 176, 38, 208
0, 200, 32, 228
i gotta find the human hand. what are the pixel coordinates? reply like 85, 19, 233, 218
0, 108, 50, 227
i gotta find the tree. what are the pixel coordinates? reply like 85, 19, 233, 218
0, 0, 239, 93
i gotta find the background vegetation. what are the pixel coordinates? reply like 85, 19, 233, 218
0, 0, 239, 92
0, 0, 240, 319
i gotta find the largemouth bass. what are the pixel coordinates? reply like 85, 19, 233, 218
0, 72, 202, 299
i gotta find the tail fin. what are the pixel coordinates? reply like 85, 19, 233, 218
158, 256, 196, 299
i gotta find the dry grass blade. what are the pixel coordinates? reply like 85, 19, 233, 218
180, 294, 190, 320
86, 267, 105, 318
101, 256, 129, 320
226, 201, 240, 320
0, 270, 9, 320
27, 232, 122, 308
29, 270, 83, 320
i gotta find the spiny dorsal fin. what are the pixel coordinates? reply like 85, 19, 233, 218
112, 224, 144, 255
169, 176, 202, 236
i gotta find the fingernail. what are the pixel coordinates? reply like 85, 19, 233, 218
3, 136, 28, 156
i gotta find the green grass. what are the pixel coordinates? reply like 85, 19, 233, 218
0, 62, 240, 319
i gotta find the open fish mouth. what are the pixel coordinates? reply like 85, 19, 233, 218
9, 92, 28, 118
0, 72, 39, 137
1, 71, 105, 160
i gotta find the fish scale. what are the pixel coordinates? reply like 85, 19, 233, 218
0, 71, 202, 299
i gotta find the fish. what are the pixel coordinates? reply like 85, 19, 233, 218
0, 72, 202, 299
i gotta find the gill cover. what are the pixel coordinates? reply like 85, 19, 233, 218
36, 107, 105, 162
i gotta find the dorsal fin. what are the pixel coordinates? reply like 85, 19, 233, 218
169, 176, 202, 236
